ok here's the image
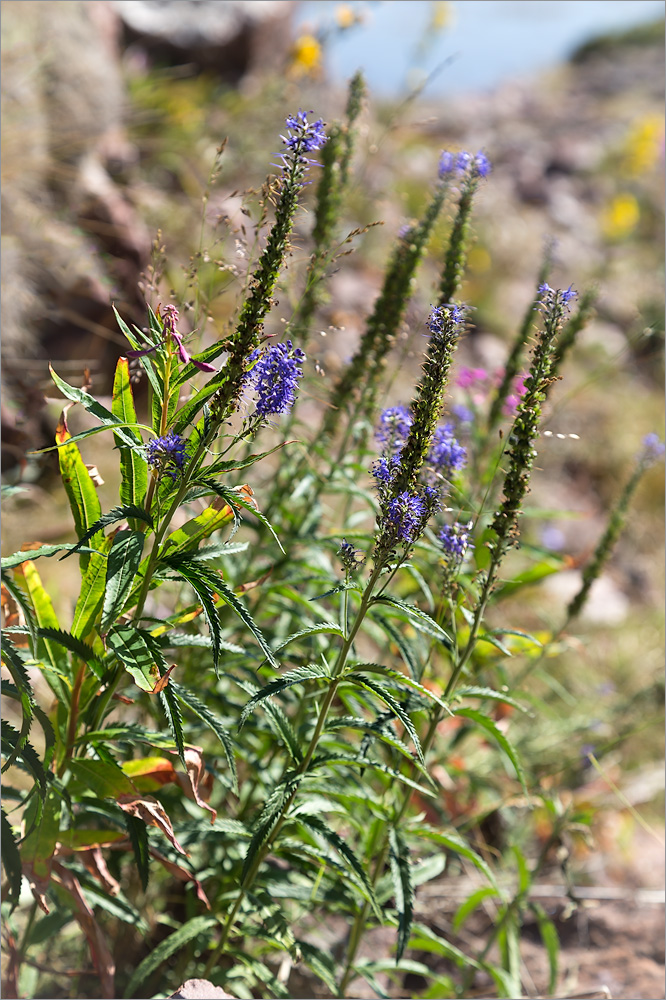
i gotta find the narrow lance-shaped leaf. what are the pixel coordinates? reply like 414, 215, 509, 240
160, 501, 235, 560
299, 813, 383, 921
454, 706, 529, 794
112, 357, 148, 525
71, 534, 114, 641
1, 543, 85, 570
101, 530, 145, 632
112, 305, 163, 405
1, 808, 22, 909
106, 626, 161, 693
165, 560, 223, 670
60, 505, 153, 560
388, 826, 414, 961
50, 364, 149, 450
239, 663, 331, 728
171, 682, 238, 795
348, 673, 425, 764
55, 412, 103, 574
12, 560, 69, 677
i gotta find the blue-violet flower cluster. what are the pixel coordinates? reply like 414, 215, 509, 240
427, 423, 467, 480
146, 432, 188, 481
439, 149, 492, 180
439, 521, 474, 560
338, 538, 365, 572
386, 488, 439, 544
537, 283, 577, 312
278, 110, 327, 172
426, 302, 465, 335
245, 341, 306, 416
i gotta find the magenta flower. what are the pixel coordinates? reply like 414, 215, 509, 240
127, 304, 217, 373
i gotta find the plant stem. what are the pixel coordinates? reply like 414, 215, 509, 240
204, 560, 385, 976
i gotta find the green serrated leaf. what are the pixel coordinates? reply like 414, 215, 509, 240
1, 808, 23, 909
299, 813, 383, 921
171, 683, 238, 795
239, 663, 330, 728
347, 673, 424, 764
161, 504, 235, 560
456, 686, 528, 714
273, 621, 345, 654
388, 826, 414, 960
165, 560, 223, 669
71, 534, 114, 640
242, 780, 298, 882
370, 595, 452, 648
112, 357, 148, 522
101, 530, 145, 631
62, 505, 153, 560
1, 543, 82, 570
124, 915, 219, 998
373, 614, 422, 680
35, 627, 104, 680
106, 625, 160, 692
454, 707, 529, 794
196, 478, 285, 554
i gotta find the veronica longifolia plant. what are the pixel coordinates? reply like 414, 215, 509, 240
2, 102, 662, 1000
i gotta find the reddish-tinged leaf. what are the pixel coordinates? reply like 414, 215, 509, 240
117, 795, 187, 855
81, 847, 121, 896
172, 746, 217, 824
121, 756, 178, 791
152, 663, 177, 693
1, 583, 26, 638
52, 862, 115, 999
235, 567, 273, 595
149, 848, 211, 910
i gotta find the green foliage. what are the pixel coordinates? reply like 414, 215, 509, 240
1, 77, 662, 1000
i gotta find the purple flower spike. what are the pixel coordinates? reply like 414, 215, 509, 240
386, 491, 428, 543
246, 340, 306, 416
146, 432, 188, 481
438, 150, 456, 177
642, 433, 666, 463
473, 151, 492, 177
537, 282, 577, 313
376, 405, 413, 455
426, 303, 465, 337
439, 520, 474, 560
283, 110, 327, 153
455, 150, 472, 173
428, 424, 467, 478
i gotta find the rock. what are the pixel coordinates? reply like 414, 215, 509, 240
112, 0, 294, 79
167, 979, 235, 999
1, 1, 148, 473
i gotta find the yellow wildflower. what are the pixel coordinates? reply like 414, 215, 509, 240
288, 34, 323, 80
601, 193, 640, 241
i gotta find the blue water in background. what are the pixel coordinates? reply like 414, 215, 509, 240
295, 0, 665, 97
